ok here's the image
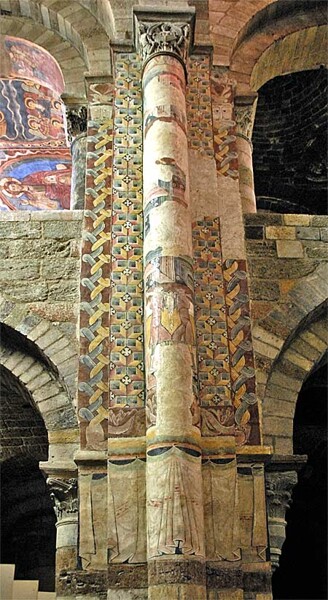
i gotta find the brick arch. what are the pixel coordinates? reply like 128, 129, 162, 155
251, 262, 328, 453
230, 0, 327, 94
261, 316, 327, 454
0, 299, 79, 415
251, 25, 327, 91
0, 344, 77, 432
0, 306, 79, 487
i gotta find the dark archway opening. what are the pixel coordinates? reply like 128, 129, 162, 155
1, 458, 56, 591
272, 360, 327, 599
253, 68, 328, 214
0, 365, 56, 591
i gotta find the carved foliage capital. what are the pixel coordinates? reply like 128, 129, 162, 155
47, 477, 78, 520
137, 20, 191, 64
265, 471, 297, 518
66, 106, 87, 141
234, 100, 257, 141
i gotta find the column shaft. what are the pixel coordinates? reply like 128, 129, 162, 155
142, 51, 205, 598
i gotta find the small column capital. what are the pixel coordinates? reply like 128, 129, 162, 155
265, 470, 297, 515
134, 8, 195, 67
234, 94, 258, 143
265, 470, 298, 571
47, 477, 78, 520
65, 105, 87, 143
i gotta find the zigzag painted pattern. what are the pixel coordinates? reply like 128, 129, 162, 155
213, 125, 238, 178
78, 101, 114, 449
223, 259, 260, 445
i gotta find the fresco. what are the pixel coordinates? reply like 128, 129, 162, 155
0, 35, 65, 95
0, 36, 71, 210
0, 149, 71, 210
0, 79, 66, 147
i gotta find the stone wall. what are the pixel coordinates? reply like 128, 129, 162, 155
0, 211, 82, 336
245, 213, 328, 324
245, 212, 328, 455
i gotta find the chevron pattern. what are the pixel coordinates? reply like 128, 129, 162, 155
78, 82, 114, 449
211, 74, 238, 179
223, 259, 260, 445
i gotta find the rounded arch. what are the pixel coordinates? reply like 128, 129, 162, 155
261, 315, 327, 454
0, 299, 79, 393
0, 313, 79, 477
251, 262, 328, 453
0, 343, 77, 432
251, 25, 327, 91
230, 0, 327, 93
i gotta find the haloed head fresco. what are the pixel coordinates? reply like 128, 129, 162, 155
0, 36, 72, 211
0, 151, 71, 210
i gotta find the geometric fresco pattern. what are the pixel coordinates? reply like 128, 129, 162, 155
223, 259, 260, 445
110, 54, 144, 408
193, 218, 232, 408
187, 55, 214, 158
211, 71, 238, 178
78, 81, 114, 449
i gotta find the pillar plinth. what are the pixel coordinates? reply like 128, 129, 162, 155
235, 95, 258, 214
135, 9, 206, 598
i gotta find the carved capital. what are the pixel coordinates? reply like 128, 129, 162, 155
234, 96, 258, 142
66, 106, 87, 141
265, 471, 298, 571
266, 471, 297, 517
134, 9, 195, 67
47, 477, 78, 520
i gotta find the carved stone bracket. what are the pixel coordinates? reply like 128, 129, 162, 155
47, 477, 78, 520
66, 106, 87, 142
134, 8, 195, 68
265, 454, 307, 571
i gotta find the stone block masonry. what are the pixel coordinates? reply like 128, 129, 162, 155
245, 213, 328, 324
0, 211, 83, 333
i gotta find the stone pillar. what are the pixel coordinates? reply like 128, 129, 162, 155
135, 9, 206, 599
66, 105, 87, 210
234, 95, 258, 214
47, 478, 78, 577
